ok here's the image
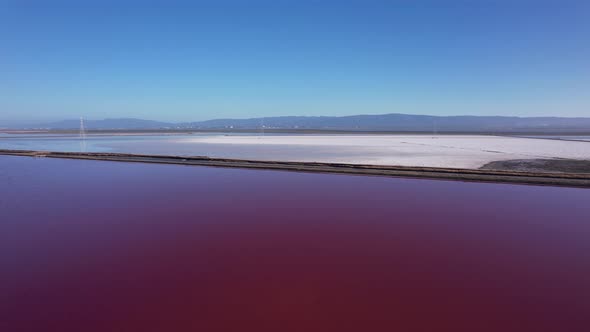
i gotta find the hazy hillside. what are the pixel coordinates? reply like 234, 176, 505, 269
29, 113, 590, 132
185, 114, 590, 132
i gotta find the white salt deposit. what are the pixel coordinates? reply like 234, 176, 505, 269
180, 135, 590, 169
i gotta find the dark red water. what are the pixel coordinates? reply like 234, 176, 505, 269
1, 155, 589, 332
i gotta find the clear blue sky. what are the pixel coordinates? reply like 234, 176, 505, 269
1, 0, 589, 123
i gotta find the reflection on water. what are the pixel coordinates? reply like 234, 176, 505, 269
1, 155, 589, 331
79, 139, 87, 152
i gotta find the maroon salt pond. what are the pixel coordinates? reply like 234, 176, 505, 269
1, 155, 589, 331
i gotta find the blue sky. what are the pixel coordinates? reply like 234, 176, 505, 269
1, 0, 589, 123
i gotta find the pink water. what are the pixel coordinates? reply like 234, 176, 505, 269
1, 155, 589, 331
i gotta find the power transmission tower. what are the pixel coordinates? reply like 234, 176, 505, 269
80, 117, 87, 139
79, 117, 87, 152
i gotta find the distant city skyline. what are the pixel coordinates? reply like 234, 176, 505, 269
1, 1, 589, 123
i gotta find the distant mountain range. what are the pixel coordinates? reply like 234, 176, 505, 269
11, 114, 590, 132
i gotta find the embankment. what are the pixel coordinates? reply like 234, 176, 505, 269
1, 149, 589, 188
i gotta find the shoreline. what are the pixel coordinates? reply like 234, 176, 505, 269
1, 149, 589, 188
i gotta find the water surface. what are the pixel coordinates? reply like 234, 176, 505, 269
1, 155, 589, 331
0, 133, 362, 161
